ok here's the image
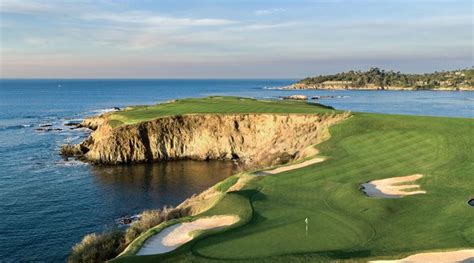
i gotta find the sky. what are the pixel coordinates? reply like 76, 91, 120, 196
0, 0, 472, 78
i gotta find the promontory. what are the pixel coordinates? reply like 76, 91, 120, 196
66, 96, 474, 263
283, 67, 474, 91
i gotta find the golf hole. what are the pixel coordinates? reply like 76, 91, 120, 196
468, 199, 474, 207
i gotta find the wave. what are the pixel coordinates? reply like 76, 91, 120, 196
262, 86, 283, 90
89, 108, 120, 115
63, 136, 80, 143
0, 124, 33, 131
56, 159, 88, 167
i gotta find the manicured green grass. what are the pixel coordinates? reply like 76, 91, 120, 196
113, 191, 253, 263
113, 105, 474, 261
108, 96, 335, 126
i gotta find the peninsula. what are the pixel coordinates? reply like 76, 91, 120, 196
67, 97, 474, 263
283, 68, 474, 91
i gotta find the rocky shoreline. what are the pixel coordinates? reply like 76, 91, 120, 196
280, 83, 474, 91
61, 111, 350, 167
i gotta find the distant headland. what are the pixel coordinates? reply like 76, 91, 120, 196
283, 68, 473, 91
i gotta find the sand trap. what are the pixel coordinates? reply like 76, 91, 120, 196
361, 174, 426, 198
137, 215, 239, 256
256, 157, 325, 175
372, 249, 474, 262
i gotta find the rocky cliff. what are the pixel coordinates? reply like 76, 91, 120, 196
65, 112, 350, 166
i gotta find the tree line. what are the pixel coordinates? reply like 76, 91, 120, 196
299, 67, 474, 89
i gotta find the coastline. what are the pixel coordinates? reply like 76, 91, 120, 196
279, 83, 474, 91
66, 97, 474, 262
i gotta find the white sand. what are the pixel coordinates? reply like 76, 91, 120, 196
361, 174, 426, 198
257, 157, 325, 175
137, 215, 239, 256
372, 249, 474, 262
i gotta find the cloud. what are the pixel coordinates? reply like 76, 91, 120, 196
81, 11, 237, 27
24, 37, 48, 45
234, 22, 300, 31
0, 0, 55, 14
255, 8, 286, 15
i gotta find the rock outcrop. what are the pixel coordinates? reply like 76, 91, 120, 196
65, 112, 350, 166
78, 115, 106, 130
282, 95, 308, 100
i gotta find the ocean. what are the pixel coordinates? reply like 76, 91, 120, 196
0, 79, 472, 262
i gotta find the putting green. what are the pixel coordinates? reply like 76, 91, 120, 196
107, 96, 335, 127
113, 98, 473, 262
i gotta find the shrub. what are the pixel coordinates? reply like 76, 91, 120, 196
124, 206, 189, 244
69, 206, 191, 261
68, 229, 125, 263
124, 209, 163, 244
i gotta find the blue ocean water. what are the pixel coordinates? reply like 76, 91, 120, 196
0, 79, 473, 262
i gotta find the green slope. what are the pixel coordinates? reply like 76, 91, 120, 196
114, 105, 474, 262
108, 96, 335, 127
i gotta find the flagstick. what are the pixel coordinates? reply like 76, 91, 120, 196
305, 218, 308, 236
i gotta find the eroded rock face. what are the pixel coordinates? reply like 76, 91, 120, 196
69, 113, 350, 165
78, 116, 105, 130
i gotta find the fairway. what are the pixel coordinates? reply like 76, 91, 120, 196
108, 96, 334, 126
114, 110, 474, 262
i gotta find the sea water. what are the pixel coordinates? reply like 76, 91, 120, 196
0, 79, 472, 261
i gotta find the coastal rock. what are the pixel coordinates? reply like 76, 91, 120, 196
282, 95, 308, 100
69, 112, 350, 166
78, 115, 106, 130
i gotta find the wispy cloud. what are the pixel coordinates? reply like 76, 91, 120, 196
0, 0, 55, 14
81, 11, 237, 27
255, 8, 286, 15
330, 15, 473, 29
235, 22, 300, 31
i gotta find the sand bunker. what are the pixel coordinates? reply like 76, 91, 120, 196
137, 215, 239, 256
361, 174, 426, 198
256, 157, 325, 175
372, 249, 474, 262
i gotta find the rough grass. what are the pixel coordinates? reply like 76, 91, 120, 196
68, 229, 125, 263
214, 175, 240, 193
113, 191, 253, 262
108, 96, 334, 126
124, 208, 186, 244
114, 112, 473, 262
69, 206, 189, 262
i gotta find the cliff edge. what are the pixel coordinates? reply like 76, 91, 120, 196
64, 112, 350, 166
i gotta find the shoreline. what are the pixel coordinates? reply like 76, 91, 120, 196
278, 84, 474, 91
67, 97, 473, 262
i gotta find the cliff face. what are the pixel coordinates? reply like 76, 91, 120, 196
72, 113, 349, 165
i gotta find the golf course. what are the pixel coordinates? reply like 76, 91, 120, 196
73, 96, 473, 262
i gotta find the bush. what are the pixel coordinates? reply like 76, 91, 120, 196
124, 206, 189, 244
125, 209, 163, 244
68, 229, 125, 263
69, 206, 191, 261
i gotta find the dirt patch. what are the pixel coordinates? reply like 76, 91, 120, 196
137, 215, 239, 256
361, 174, 426, 198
